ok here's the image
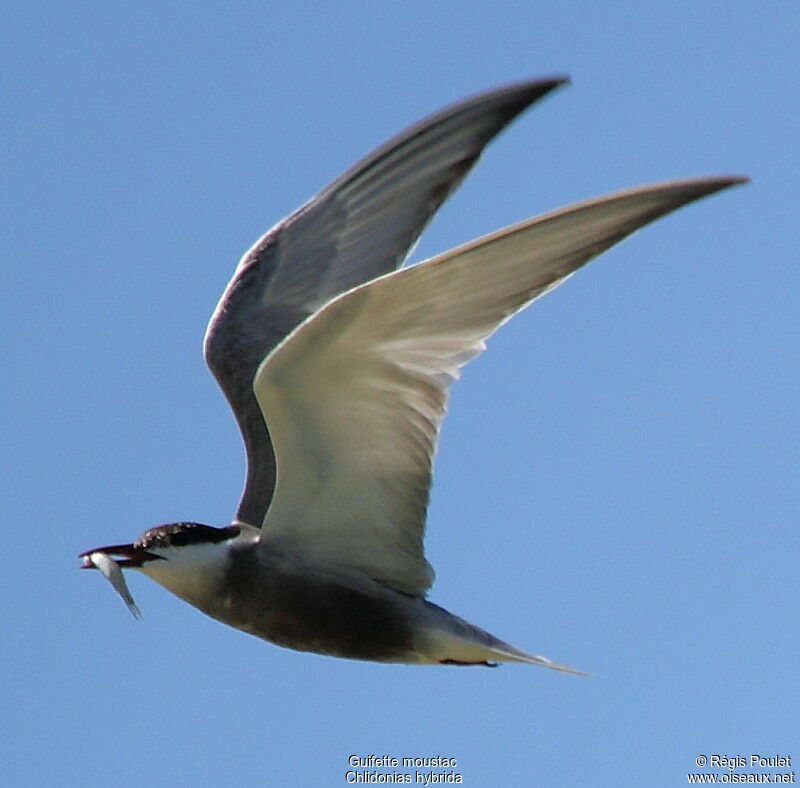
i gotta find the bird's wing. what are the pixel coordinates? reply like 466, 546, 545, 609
203, 78, 567, 526
253, 176, 747, 595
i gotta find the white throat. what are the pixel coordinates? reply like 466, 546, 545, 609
138, 540, 234, 608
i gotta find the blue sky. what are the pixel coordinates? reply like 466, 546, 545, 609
4, 2, 798, 786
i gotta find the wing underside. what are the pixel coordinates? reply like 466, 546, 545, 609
254, 176, 746, 595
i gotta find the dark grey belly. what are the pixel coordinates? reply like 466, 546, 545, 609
201, 550, 418, 662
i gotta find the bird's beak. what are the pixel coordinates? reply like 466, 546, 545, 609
78, 543, 164, 568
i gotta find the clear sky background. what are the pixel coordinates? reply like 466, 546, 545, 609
4, 2, 798, 786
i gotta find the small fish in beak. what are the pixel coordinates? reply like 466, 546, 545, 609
79, 543, 164, 619
83, 551, 142, 619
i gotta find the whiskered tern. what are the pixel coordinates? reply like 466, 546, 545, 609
80, 77, 746, 671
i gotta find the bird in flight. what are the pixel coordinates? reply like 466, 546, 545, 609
80, 77, 746, 671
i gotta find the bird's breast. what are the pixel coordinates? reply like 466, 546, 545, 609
204, 549, 420, 662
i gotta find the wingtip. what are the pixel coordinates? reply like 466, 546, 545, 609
544, 74, 571, 88
506, 75, 571, 100
705, 174, 750, 188
524, 74, 571, 89
660, 174, 749, 190
534, 75, 571, 97
677, 174, 750, 201
458, 75, 570, 112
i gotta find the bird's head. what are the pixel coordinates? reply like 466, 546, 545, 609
80, 522, 248, 617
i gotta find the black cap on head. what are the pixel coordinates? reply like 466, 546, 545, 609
134, 522, 241, 550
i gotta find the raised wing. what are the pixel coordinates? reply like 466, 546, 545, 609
253, 176, 747, 596
203, 78, 568, 526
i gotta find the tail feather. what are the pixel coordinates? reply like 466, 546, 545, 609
418, 603, 588, 674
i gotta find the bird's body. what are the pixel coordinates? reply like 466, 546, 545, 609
127, 522, 559, 667
81, 77, 746, 671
